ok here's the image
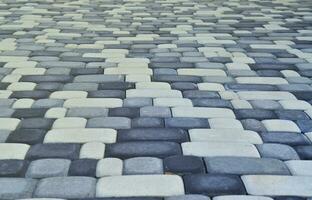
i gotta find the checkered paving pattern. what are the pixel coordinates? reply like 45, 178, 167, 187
1, 0, 312, 199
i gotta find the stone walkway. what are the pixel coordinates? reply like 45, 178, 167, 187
0, 0, 312, 199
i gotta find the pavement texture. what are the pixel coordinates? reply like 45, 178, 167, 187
0, 0, 312, 199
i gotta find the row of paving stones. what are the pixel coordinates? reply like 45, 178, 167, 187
2, 174, 312, 199
1, 156, 312, 177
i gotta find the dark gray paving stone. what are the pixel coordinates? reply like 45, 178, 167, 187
140, 106, 171, 117
109, 107, 140, 118
183, 174, 246, 196
132, 117, 164, 128
150, 63, 194, 69
34, 176, 96, 198
292, 91, 312, 101
295, 145, 312, 160
10, 91, 50, 99
0, 160, 28, 177
68, 159, 97, 177
183, 91, 220, 99
99, 82, 135, 90
12, 108, 48, 118
19, 118, 54, 129
117, 128, 188, 143
26, 159, 70, 178
234, 109, 276, 120
165, 117, 209, 128
250, 100, 282, 110
70, 68, 104, 75
63, 83, 98, 91
164, 155, 205, 175
0, 130, 10, 143
165, 195, 210, 200
191, 99, 232, 108
204, 157, 290, 175
20, 75, 73, 83
153, 75, 202, 83
35, 82, 63, 91
105, 142, 182, 159
0, 178, 37, 199
171, 82, 198, 90
26, 144, 81, 160
6, 129, 47, 145
88, 90, 125, 98
275, 110, 310, 120
123, 157, 163, 175
256, 144, 300, 161
275, 197, 305, 200
259, 132, 310, 146
74, 75, 124, 83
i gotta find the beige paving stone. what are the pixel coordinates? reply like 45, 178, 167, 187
172, 107, 235, 118
7, 82, 36, 91
153, 98, 193, 107
52, 118, 87, 129
4, 61, 37, 68
127, 89, 182, 98
12, 99, 34, 108
182, 142, 260, 157
0, 118, 20, 131
242, 175, 312, 197
0, 143, 30, 159
96, 158, 123, 177
64, 98, 122, 108
262, 119, 301, 132
45, 107, 67, 118
1, 74, 21, 82
50, 91, 88, 99
96, 175, 184, 197
189, 129, 262, 144
0, 90, 13, 98
44, 128, 116, 143
12, 68, 46, 75
177, 69, 226, 76
80, 142, 105, 159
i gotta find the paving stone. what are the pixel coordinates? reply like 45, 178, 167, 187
26, 159, 70, 178
67, 108, 108, 118
96, 175, 184, 197
87, 117, 131, 129
0, 178, 37, 199
165, 117, 209, 128
285, 160, 312, 176
123, 157, 163, 175
256, 144, 300, 161
260, 132, 310, 146
183, 174, 246, 196
164, 155, 205, 175
166, 194, 211, 200
106, 142, 182, 159
295, 145, 312, 160
182, 142, 260, 157
234, 109, 276, 120
68, 159, 98, 177
0, 160, 28, 177
204, 157, 290, 175
262, 120, 301, 132
132, 117, 164, 128
213, 196, 273, 200
96, 158, 123, 177
242, 175, 312, 197
34, 177, 96, 198
26, 143, 80, 160
6, 128, 47, 145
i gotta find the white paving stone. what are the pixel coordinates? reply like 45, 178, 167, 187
0, 143, 30, 159
172, 107, 235, 118
189, 129, 262, 144
52, 117, 87, 129
96, 175, 185, 197
242, 175, 312, 197
285, 160, 312, 176
236, 77, 288, 85
50, 91, 88, 99
279, 100, 312, 110
44, 128, 116, 143
208, 118, 243, 129
0, 118, 20, 130
96, 158, 123, 177
197, 83, 225, 91
64, 98, 123, 108
127, 89, 182, 98
182, 142, 260, 157
262, 119, 301, 132
80, 142, 105, 159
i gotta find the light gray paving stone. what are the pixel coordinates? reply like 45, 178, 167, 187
66, 108, 109, 118
123, 98, 153, 107
0, 178, 37, 199
123, 157, 164, 175
26, 159, 71, 178
204, 157, 290, 175
140, 106, 172, 117
166, 195, 211, 200
34, 177, 96, 198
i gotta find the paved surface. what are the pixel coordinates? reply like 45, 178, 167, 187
0, 0, 312, 199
